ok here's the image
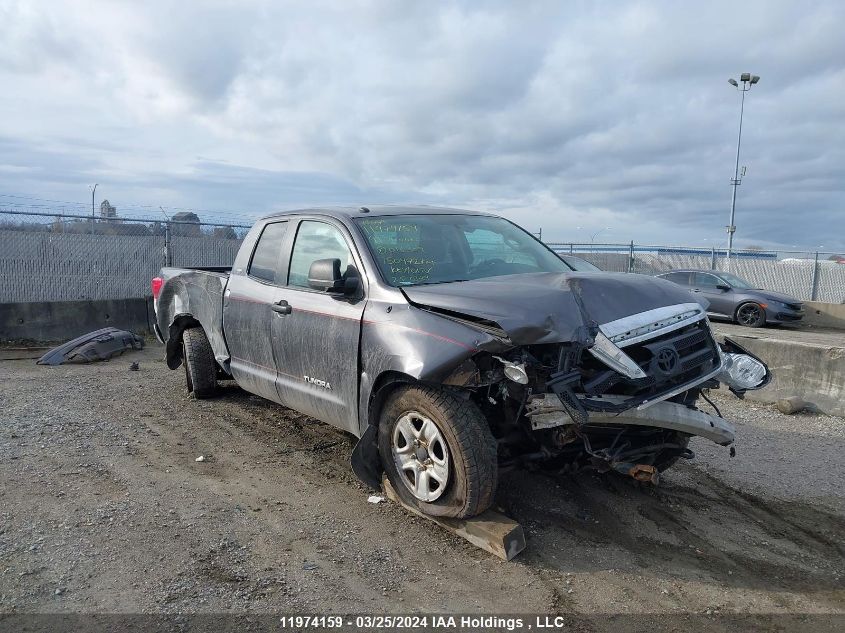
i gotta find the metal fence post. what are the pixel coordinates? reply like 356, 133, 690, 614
164, 222, 172, 267
627, 241, 634, 273
569, 243, 573, 254
810, 251, 819, 301
710, 247, 716, 270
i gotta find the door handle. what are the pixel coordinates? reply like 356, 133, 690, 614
692, 289, 701, 293
271, 300, 292, 315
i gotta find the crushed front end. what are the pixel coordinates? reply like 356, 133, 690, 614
462, 303, 771, 483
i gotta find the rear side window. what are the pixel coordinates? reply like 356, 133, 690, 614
661, 272, 690, 284
248, 221, 288, 283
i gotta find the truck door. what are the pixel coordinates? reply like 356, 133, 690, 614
222, 220, 290, 403
270, 219, 366, 434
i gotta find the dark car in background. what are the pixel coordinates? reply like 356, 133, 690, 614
656, 269, 804, 327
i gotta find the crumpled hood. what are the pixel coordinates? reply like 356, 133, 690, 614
401, 272, 699, 345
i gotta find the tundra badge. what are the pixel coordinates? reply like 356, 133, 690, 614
304, 375, 332, 390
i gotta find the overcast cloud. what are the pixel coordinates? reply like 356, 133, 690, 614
0, 0, 843, 250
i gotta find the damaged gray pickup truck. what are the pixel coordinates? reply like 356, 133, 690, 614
153, 206, 771, 519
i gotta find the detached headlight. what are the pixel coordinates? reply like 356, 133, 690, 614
493, 356, 529, 384
718, 352, 767, 390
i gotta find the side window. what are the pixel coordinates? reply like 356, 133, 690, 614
288, 221, 352, 289
248, 221, 288, 283
693, 272, 719, 287
661, 272, 689, 284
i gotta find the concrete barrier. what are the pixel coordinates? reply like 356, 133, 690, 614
802, 301, 845, 330
0, 298, 154, 343
715, 329, 845, 417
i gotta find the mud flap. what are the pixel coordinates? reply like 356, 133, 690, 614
351, 424, 382, 490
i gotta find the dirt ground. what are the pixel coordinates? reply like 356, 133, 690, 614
1, 342, 843, 622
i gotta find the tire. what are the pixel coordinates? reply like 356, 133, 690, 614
735, 302, 766, 328
378, 385, 497, 519
182, 327, 217, 398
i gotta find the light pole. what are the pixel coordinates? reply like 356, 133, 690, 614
91, 183, 98, 236
725, 73, 760, 269
160, 206, 172, 266
590, 227, 611, 247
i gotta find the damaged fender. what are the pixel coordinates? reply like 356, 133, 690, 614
155, 270, 230, 370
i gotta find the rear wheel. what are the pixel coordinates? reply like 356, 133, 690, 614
182, 327, 217, 398
736, 302, 766, 327
378, 385, 497, 519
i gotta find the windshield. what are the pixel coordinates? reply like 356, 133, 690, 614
559, 254, 601, 272
717, 272, 755, 289
355, 214, 570, 287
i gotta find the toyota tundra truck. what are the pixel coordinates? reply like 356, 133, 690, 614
152, 206, 771, 519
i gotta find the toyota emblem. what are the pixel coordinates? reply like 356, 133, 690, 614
655, 347, 680, 374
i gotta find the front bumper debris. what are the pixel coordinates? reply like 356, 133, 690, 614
526, 394, 735, 446
37, 327, 145, 366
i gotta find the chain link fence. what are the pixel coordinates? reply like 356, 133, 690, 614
549, 243, 845, 303
1, 210, 843, 304
0, 210, 248, 302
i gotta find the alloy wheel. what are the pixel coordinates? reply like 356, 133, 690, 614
737, 303, 762, 326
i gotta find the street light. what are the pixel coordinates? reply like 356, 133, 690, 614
90, 183, 98, 236
725, 72, 760, 269
590, 227, 611, 246
160, 206, 172, 266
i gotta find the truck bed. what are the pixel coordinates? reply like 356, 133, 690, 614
172, 266, 232, 274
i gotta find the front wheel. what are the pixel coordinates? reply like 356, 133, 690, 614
378, 386, 497, 519
736, 302, 766, 327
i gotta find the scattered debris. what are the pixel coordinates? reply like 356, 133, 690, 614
37, 328, 144, 366
129, 362, 140, 371
195, 455, 206, 462
367, 495, 385, 504
777, 396, 808, 415
302, 562, 318, 570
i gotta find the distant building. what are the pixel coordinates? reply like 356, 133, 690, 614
171, 211, 202, 236
100, 199, 117, 219
212, 226, 237, 239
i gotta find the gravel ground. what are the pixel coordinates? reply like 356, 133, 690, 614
1, 343, 842, 621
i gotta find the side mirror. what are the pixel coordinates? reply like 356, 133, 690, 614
716, 284, 731, 291
308, 258, 344, 293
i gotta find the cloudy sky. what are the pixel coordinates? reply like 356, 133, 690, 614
1, 0, 843, 250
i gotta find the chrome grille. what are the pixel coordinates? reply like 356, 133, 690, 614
613, 319, 719, 398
